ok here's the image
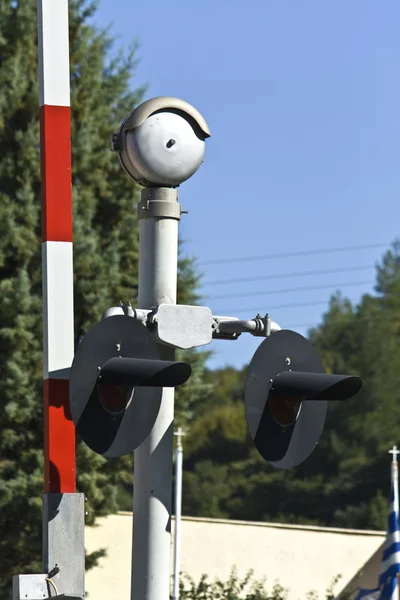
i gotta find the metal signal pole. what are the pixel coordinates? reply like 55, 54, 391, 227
111, 97, 211, 600
131, 187, 180, 600
389, 445, 400, 515
173, 427, 185, 600
110, 95, 359, 600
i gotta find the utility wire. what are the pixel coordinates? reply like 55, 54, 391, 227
218, 302, 397, 319
214, 297, 362, 314
284, 311, 399, 331
199, 242, 388, 267
207, 279, 373, 301
205, 265, 374, 287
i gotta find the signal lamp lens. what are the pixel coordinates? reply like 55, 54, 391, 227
268, 395, 301, 426
98, 382, 134, 414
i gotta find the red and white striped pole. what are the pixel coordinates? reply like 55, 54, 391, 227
38, 0, 75, 494
37, 1, 85, 594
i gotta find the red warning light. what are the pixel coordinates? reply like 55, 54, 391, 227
98, 382, 134, 414
268, 395, 301, 426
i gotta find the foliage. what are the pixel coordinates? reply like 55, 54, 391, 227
179, 568, 288, 600
178, 568, 348, 600
182, 240, 400, 531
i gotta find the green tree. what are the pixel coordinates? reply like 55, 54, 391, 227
182, 241, 400, 531
0, 0, 207, 595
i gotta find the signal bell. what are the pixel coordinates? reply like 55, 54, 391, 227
69, 315, 191, 458
245, 330, 362, 469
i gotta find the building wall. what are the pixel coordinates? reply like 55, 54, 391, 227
85, 513, 385, 600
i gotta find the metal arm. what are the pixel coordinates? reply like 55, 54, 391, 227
100, 305, 281, 346
212, 314, 281, 340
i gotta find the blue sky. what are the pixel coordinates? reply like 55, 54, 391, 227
93, 1, 400, 370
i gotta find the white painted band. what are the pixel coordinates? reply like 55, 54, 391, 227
38, 0, 70, 107
42, 241, 74, 379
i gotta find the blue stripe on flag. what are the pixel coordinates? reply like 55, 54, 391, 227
387, 512, 398, 535
379, 563, 400, 588
382, 541, 400, 563
377, 477, 400, 599
380, 575, 398, 600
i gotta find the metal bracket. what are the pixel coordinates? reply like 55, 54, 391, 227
150, 304, 213, 349
42, 494, 85, 599
101, 302, 150, 323
137, 199, 182, 220
110, 132, 121, 152
136, 187, 182, 220
211, 316, 241, 340
100, 305, 281, 346
213, 314, 281, 339
12, 575, 84, 600
101, 303, 213, 349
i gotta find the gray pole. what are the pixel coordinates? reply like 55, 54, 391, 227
173, 428, 184, 600
131, 186, 181, 600
389, 445, 400, 515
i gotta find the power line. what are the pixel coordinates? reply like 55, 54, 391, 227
205, 265, 374, 287
284, 311, 399, 331
216, 301, 397, 321
199, 242, 388, 267
207, 279, 374, 301
213, 297, 362, 314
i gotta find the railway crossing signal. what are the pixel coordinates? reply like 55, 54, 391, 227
69, 315, 191, 457
62, 96, 364, 600
245, 329, 362, 468
100, 96, 364, 600
18, 79, 363, 600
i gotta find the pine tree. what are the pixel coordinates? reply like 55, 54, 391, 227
0, 0, 207, 595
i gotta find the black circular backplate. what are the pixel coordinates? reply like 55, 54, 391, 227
245, 330, 327, 469
69, 315, 162, 458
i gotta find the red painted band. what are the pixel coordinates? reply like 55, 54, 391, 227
43, 378, 76, 493
40, 105, 73, 242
